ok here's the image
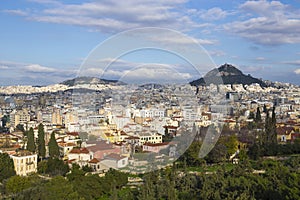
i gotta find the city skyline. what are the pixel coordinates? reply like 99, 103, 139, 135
1, 0, 300, 85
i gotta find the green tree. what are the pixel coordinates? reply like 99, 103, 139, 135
255, 107, 262, 123
0, 153, 16, 182
37, 123, 46, 159
271, 106, 277, 144
224, 135, 239, 157
26, 127, 36, 153
248, 111, 255, 119
5, 175, 31, 194
15, 124, 25, 134
48, 132, 59, 158
45, 158, 69, 176
263, 104, 267, 113
42, 176, 80, 200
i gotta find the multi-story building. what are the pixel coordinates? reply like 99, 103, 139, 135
10, 150, 37, 176
10, 109, 30, 128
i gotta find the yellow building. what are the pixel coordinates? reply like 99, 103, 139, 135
10, 109, 30, 128
10, 150, 37, 176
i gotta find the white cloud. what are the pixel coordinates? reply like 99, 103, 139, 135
3, 9, 28, 16
24, 64, 56, 73
209, 50, 226, 57
198, 7, 228, 21
294, 69, 300, 74
116, 64, 193, 84
14, 0, 201, 33
149, 34, 217, 45
284, 60, 300, 66
0, 65, 9, 69
255, 57, 266, 61
224, 0, 300, 45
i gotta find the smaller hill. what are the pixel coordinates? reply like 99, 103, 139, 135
61, 77, 123, 86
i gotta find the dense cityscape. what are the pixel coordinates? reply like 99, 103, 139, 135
0, 64, 299, 199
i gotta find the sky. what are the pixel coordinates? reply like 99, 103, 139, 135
0, 0, 300, 85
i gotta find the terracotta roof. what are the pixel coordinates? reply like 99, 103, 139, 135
143, 142, 169, 147
89, 158, 100, 164
125, 136, 140, 140
68, 159, 76, 163
69, 147, 89, 154
86, 141, 114, 152
58, 142, 76, 147
277, 127, 294, 135
67, 132, 79, 136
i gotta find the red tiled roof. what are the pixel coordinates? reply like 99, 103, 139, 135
125, 136, 140, 140
277, 126, 294, 135
89, 158, 100, 163
86, 141, 114, 152
69, 147, 89, 154
143, 142, 169, 147
67, 132, 79, 136
68, 159, 76, 163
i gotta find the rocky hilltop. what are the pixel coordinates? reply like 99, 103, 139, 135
190, 63, 266, 87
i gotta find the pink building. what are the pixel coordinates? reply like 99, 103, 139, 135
86, 141, 121, 160
142, 142, 170, 153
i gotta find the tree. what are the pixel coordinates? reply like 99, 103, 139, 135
45, 158, 69, 176
263, 104, 267, 113
0, 153, 16, 182
255, 107, 262, 123
48, 132, 59, 158
5, 175, 31, 194
1, 115, 9, 127
248, 111, 255, 119
26, 127, 36, 153
37, 123, 46, 159
42, 176, 80, 200
271, 106, 277, 144
16, 124, 25, 134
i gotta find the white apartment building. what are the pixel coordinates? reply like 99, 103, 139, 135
10, 151, 37, 176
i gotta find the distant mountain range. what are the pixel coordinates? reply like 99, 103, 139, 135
190, 63, 267, 87
61, 76, 123, 86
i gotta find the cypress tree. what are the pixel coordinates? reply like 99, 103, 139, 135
49, 132, 60, 158
26, 127, 36, 153
263, 104, 267, 113
264, 110, 271, 145
37, 123, 46, 159
255, 107, 262, 123
0, 153, 16, 181
271, 106, 277, 144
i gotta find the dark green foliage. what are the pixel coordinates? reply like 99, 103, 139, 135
38, 158, 69, 176
0, 153, 16, 182
48, 132, 59, 158
1, 115, 9, 127
255, 107, 261, 122
15, 124, 25, 134
82, 164, 93, 173
5, 175, 31, 194
248, 111, 255, 119
179, 141, 205, 166
26, 127, 35, 153
37, 123, 46, 159
42, 176, 80, 200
